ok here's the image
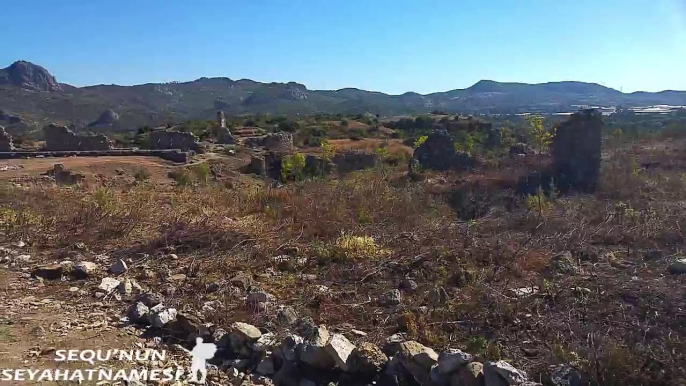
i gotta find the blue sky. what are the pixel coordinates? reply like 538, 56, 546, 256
2, 0, 685, 94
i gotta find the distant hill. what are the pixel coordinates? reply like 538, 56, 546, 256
1, 60, 685, 133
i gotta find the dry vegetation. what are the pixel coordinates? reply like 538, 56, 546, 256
2, 137, 686, 385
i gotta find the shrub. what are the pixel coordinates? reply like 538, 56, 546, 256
133, 168, 151, 182
413, 135, 428, 148
282, 153, 306, 181
526, 115, 555, 153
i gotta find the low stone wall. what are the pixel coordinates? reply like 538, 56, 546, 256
0, 149, 190, 163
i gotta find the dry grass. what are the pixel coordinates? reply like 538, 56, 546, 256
2, 138, 686, 385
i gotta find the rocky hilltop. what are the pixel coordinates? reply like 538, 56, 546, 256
0, 60, 61, 92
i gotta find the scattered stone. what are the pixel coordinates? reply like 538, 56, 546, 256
149, 307, 177, 328
277, 306, 298, 326
452, 362, 484, 386
484, 360, 528, 385
127, 302, 149, 323
72, 261, 98, 279
508, 286, 539, 298
550, 364, 582, 386
398, 341, 438, 369
136, 292, 164, 307
325, 333, 356, 371
32, 264, 63, 280
118, 279, 133, 295
247, 291, 275, 305
383, 333, 407, 356
428, 286, 450, 306
438, 348, 473, 374
348, 342, 388, 374
230, 273, 253, 290
109, 259, 128, 275
668, 258, 686, 275
380, 289, 402, 306
399, 279, 418, 292
299, 325, 335, 369
15, 255, 31, 263
98, 277, 121, 293
253, 333, 277, 352
279, 334, 304, 362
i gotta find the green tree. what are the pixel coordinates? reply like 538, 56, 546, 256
526, 115, 555, 153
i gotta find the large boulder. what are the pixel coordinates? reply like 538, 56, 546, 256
552, 109, 602, 193
88, 109, 120, 127
412, 130, 475, 171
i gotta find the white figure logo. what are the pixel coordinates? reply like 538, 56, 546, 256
189, 337, 217, 383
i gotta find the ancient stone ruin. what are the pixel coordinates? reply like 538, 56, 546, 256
333, 150, 379, 174
46, 163, 85, 185
412, 129, 476, 171
43, 124, 113, 151
149, 129, 203, 153
552, 109, 602, 193
0, 126, 15, 152
264, 132, 293, 151
215, 111, 235, 144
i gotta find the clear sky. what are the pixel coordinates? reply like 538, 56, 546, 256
2, 0, 685, 94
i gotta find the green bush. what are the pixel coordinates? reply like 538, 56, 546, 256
282, 153, 306, 181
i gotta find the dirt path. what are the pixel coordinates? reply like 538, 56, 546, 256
0, 269, 144, 385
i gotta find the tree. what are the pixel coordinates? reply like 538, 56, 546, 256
526, 115, 555, 153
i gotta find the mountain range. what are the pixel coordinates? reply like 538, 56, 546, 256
1, 60, 685, 133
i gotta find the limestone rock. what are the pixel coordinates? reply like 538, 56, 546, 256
438, 348, 473, 374
325, 333, 356, 371
127, 302, 149, 323
451, 362, 483, 386
484, 361, 528, 385
253, 332, 278, 352
299, 325, 335, 369
668, 258, 686, 275
136, 292, 164, 307
72, 261, 98, 279
398, 341, 438, 369
98, 277, 121, 293
277, 306, 298, 326
149, 307, 177, 328
349, 342, 388, 374
118, 279, 133, 295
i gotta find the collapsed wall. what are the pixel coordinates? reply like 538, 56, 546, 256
43, 124, 113, 151
552, 109, 602, 193
149, 129, 203, 153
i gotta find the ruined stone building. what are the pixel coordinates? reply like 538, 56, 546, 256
43, 124, 113, 151
216, 111, 235, 144
552, 109, 603, 193
148, 129, 203, 152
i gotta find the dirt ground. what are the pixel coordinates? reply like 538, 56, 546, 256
0, 156, 182, 184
